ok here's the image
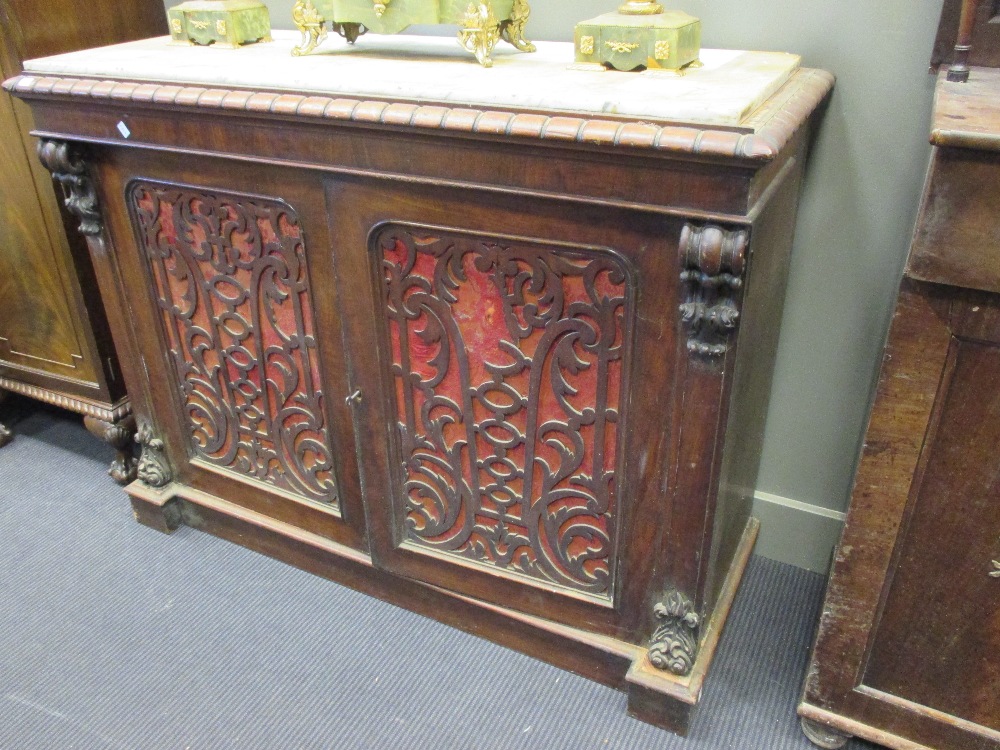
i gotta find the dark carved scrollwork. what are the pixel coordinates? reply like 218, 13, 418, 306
84, 414, 138, 485
378, 225, 633, 598
127, 182, 339, 508
678, 223, 748, 357
648, 590, 700, 676
136, 421, 171, 488
36, 139, 102, 236
0, 391, 12, 448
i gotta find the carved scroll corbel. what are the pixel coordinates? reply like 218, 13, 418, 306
648, 589, 700, 676
37, 139, 102, 237
678, 223, 748, 357
136, 421, 172, 488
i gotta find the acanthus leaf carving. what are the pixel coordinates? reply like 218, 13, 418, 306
678, 223, 748, 357
36, 139, 102, 237
136, 421, 172, 488
648, 589, 700, 676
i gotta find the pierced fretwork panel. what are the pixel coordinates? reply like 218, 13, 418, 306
128, 181, 338, 508
376, 225, 633, 599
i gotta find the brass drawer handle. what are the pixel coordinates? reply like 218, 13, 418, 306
345, 389, 362, 405
991, 559, 1000, 578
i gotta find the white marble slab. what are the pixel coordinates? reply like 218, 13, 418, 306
23, 31, 800, 127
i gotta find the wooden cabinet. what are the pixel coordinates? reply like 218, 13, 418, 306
6, 35, 831, 734
0, 0, 166, 478
798, 69, 1000, 750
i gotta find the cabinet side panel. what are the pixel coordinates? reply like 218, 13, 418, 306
702, 154, 804, 614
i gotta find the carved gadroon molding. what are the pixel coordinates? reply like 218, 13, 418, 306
6, 69, 835, 161
648, 590, 700, 676
0, 377, 131, 422
36, 139, 102, 236
678, 223, 748, 357
135, 422, 171, 488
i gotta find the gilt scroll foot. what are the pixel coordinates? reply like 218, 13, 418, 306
291, 0, 327, 55
501, 0, 535, 52
458, 2, 501, 67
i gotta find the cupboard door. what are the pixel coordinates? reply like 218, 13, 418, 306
329, 177, 680, 634
128, 180, 338, 504
100, 152, 365, 549
0, 74, 102, 388
862, 332, 1000, 729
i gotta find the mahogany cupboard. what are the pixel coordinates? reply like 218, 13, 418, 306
6, 34, 831, 733
798, 69, 1000, 750
0, 0, 166, 479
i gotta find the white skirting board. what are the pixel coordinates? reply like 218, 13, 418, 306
751, 492, 846, 575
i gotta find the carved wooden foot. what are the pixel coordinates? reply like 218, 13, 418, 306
800, 717, 852, 749
84, 414, 138, 484
0, 391, 12, 448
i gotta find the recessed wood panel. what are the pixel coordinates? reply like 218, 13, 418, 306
863, 337, 1000, 729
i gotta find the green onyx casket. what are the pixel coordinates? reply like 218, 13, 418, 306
168, 0, 272, 48
575, 4, 700, 73
290, 0, 535, 67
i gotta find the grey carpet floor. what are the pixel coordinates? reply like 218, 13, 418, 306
0, 396, 876, 750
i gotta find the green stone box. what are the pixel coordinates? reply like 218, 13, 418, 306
168, 0, 272, 48
575, 2, 701, 73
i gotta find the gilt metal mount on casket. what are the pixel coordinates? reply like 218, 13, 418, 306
290, 0, 535, 67
575, 1, 700, 73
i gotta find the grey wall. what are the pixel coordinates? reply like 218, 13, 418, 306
167, 0, 945, 571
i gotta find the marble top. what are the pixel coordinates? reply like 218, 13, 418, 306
22, 31, 800, 127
